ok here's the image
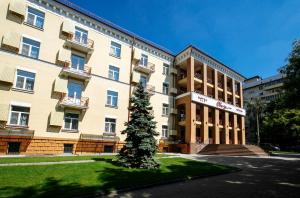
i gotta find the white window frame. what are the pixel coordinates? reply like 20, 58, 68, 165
63, 113, 79, 131
108, 65, 119, 81
26, 6, 45, 29
162, 125, 168, 137
74, 27, 88, 45
163, 64, 169, 75
21, 37, 40, 59
163, 82, 169, 95
162, 103, 169, 116
8, 105, 30, 127
140, 54, 148, 67
105, 117, 116, 133
110, 41, 121, 58
106, 90, 118, 107
14, 69, 36, 91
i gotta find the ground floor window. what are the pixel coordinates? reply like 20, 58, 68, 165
9, 105, 30, 127
7, 142, 21, 154
104, 145, 114, 153
64, 113, 79, 131
64, 144, 73, 154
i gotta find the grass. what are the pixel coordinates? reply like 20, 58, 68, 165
0, 156, 235, 198
0, 154, 170, 164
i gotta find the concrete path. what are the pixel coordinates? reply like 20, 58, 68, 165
0, 160, 95, 166
114, 154, 300, 198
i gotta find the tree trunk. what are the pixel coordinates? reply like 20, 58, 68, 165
256, 113, 260, 145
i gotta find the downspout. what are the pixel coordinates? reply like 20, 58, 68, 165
127, 37, 136, 122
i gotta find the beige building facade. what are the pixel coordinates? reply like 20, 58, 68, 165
0, 0, 245, 155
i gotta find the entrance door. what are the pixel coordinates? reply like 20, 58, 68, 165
7, 142, 21, 154
67, 81, 82, 105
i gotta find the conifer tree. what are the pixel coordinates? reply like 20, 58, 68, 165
117, 82, 160, 169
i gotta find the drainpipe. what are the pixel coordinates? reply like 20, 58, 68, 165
127, 37, 136, 122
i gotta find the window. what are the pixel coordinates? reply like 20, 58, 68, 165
140, 76, 147, 88
64, 144, 73, 154
108, 65, 119, 81
163, 64, 169, 75
26, 7, 45, 29
162, 104, 169, 116
140, 54, 148, 67
74, 27, 88, 44
64, 113, 79, 130
67, 81, 83, 104
162, 125, 168, 137
105, 118, 116, 133
71, 54, 85, 71
106, 90, 118, 107
21, 37, 40, 59
9, 106, 30, 126
15, 69, 36, 91
163, 83, 169, 95
110, 41, 121, 58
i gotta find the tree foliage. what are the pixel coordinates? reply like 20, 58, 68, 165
117, 82, 159, 169
262, 39, 300, 148
262, 109, 300, 148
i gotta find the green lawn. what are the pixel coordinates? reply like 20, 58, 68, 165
0, 156, 235, 198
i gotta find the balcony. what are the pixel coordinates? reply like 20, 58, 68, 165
64, 34, 94, 55
218, 82, 224, 89
178, 88, 187, 95
219, 119, 224, 126
195, 89, 203, 94
59, 95, 89, 110
170, 68, 178, 75
178, 73, 187, 86
194, 73, 203, 84
207, 78, 214, 85
170, 87, 177, 95
178, 114, 186, 126
170, 108, 178, 114
60, 65, 91, 81
196, 114, 201, 125
169, 129, 177, 136
227, 86, 233, 93
208, 117, 213, 124
145, 84, 155, 96
134, 62, 155, 74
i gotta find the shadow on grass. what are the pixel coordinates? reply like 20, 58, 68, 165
0, 158, 235, 198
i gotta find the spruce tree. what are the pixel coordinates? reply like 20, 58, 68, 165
117, 82, 160, 169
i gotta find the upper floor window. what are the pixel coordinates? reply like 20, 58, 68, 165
162, 104, 169, 116
110, 41, 121, 58
106, 90, 118, 107
162, 125, 168, 137
75, 27, 88, 45
9, 105, 30, 127
140, 54, 148, 67
105, 118, 116, 133
71, 54, 85, 71
163, 64, 169, 75
163, 83, 169, 95
64, 113, 79, 131
15, 69, 36, 91
140, 75, 147, 88
108, 65, 119, 81
26, 7, 45, 29
21, 37, 40, 59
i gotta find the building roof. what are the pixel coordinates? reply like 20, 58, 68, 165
243, 73, 285, 89
54, 0, 245, 79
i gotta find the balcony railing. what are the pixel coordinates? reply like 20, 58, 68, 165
196, 114, 201, 122
134, 62, 155, 74
218, 97, 224, 102
208, 117, 213, 123
178, 89, 187, 95
194, 72, 202, 80
218, 82, 224, 88
227, 86, 232, 92
195, 89, 203, 94
59, 95, 89, 109
219, 119, 224, 125
65, 34, 94, 54
207, 78, 214, 84
229, 121, 233, 127
61, 64, 92, 80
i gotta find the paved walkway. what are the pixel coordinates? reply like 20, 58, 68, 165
114, 154, 300, 198
0, 160, 95, 166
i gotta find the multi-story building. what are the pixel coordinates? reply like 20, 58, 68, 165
243, 74, 284, 143
243, 74, 284, 104
0, 0, 246, 155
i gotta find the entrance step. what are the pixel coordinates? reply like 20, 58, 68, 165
198, 144, 267, 156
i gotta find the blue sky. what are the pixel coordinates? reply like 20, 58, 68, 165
69, 0, 300, 78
